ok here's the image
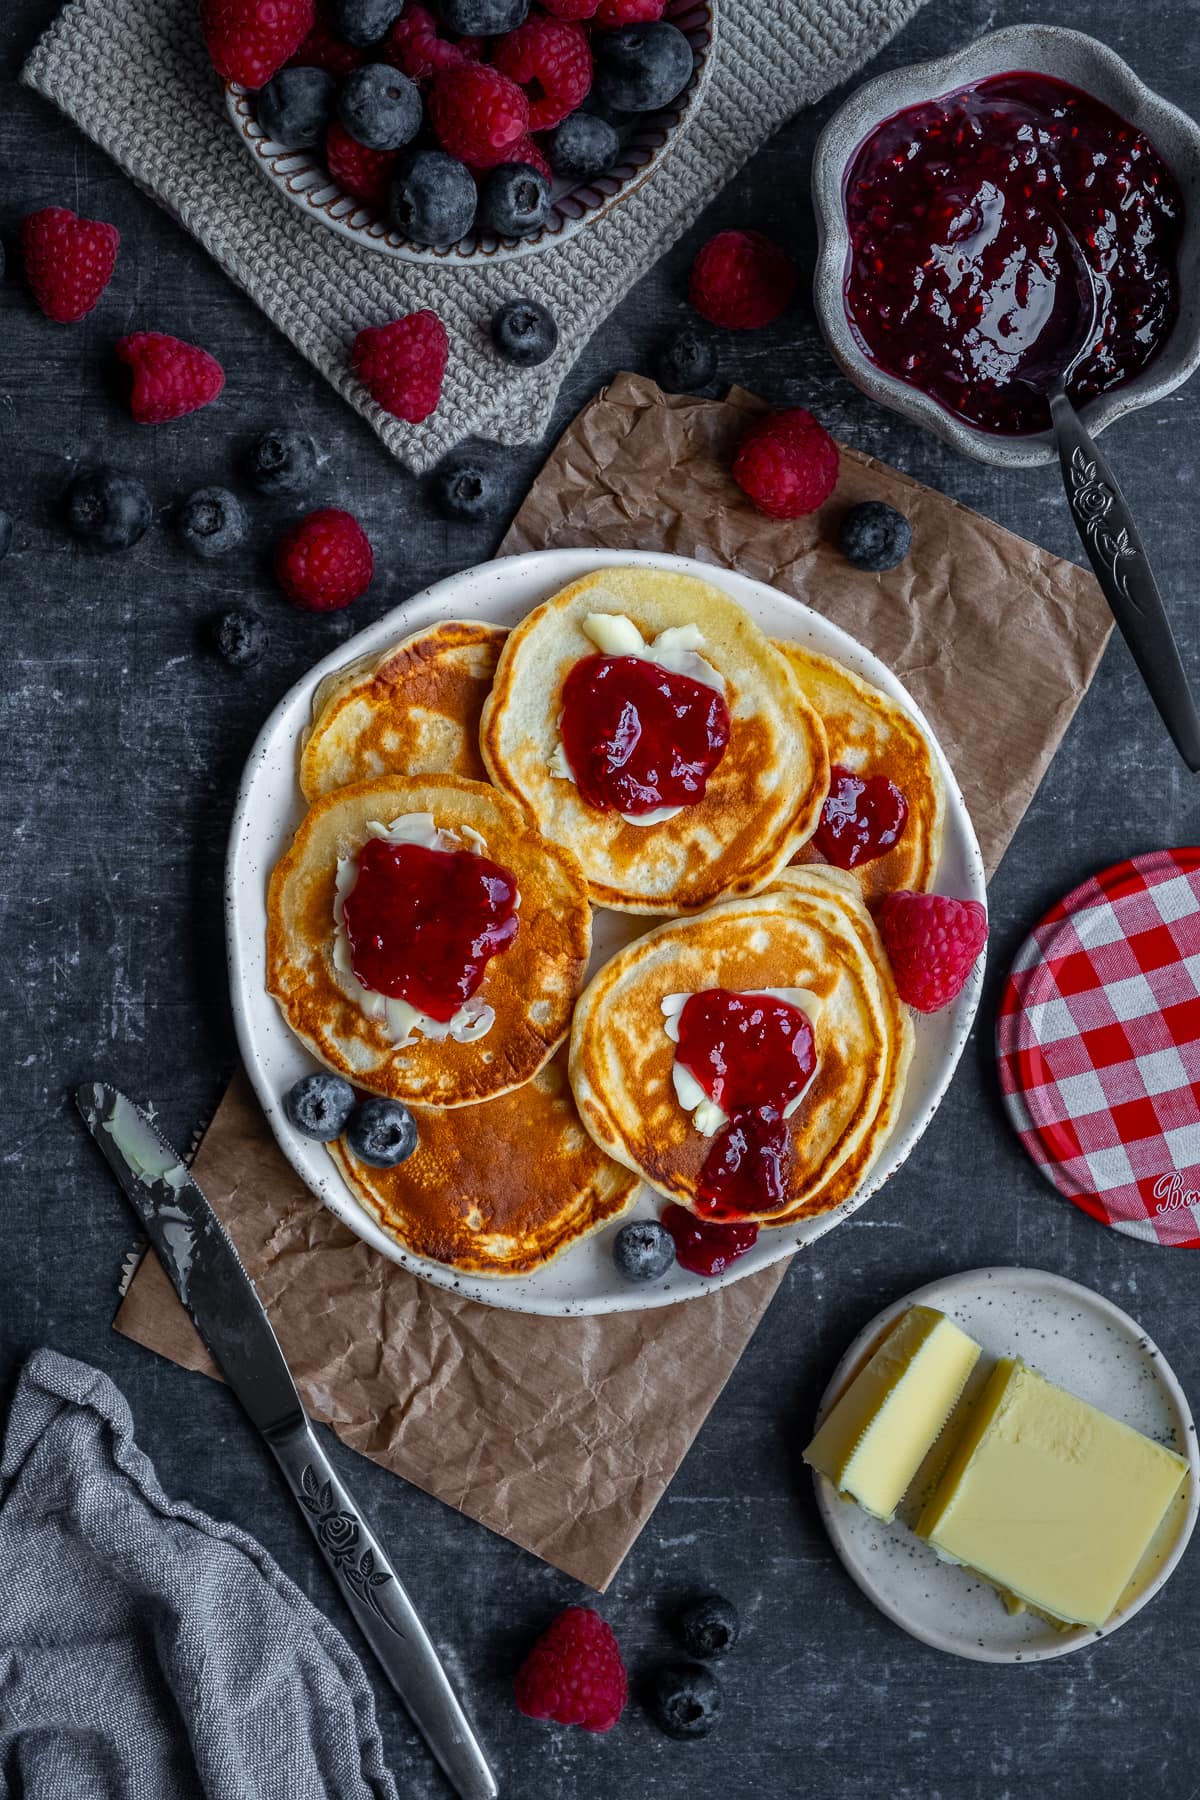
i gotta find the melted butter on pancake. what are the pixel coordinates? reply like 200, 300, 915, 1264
661, 987, 823, 1136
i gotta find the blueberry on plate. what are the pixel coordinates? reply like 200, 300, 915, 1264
286, 1072, 356, 1140
210, 607, 269, 670
66, 467, 152, 552
594, 22, 694, 113
432, 450, 503, 523
653, 326, 717, 394
344, 1097, 419, 1167
676, 1593, 739, 1659
612, 1220, 675, 1282
491, 297, 558, 367
337, 63, 422, 152
177, 486, 247, 559
837, 500, 913, 573
545, 111, 621, 182
245, 428, 321, 496
390, 149, 477, 248
649, 1662, 722, 1740
0, 509, 12, 564
257, 66, 336, 148
436, 0, 529, 32
478, 163, 551, 240
326, 0, 406, 46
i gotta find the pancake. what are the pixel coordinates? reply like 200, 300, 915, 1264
300, 620, 507, 802
568, 867, 911, 1223
327, 1050, 639, 1275
267, 774, 591, 1108
480, 566, 829, 914
775, 643, 945, 901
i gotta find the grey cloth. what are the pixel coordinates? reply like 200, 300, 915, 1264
22, 0, 923, 473
0, 1349, 398, 1800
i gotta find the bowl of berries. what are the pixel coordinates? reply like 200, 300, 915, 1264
216, 0, 716, 263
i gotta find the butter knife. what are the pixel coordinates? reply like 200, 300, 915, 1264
77, 1082, 498, 1800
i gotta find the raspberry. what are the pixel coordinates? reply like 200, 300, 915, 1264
384, 4, 481, 83
353, 310, 448, 423
274, 508, 374, 610
876, 891, 989, 1014
594, 0, 664, 21
201, 0, 314, 88
689, 229, 797, 330
115, 332, 226, 425
503, 135, 552, 180
325, 119, 399, 208
540, 0, 599, 15
493, 16, 592, 132
288, 18, 364, 76
429, 64, 529, 168
514, 1607, 627, 1733
20, 207, 120, 324
733, 408, 838, 519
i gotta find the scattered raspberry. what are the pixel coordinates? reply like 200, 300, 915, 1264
201, 0, 314, 88
353, 311, 448, 423
733, 408, 839, 519
287, 17, 364, 76
325, 120, 399, 209
689, 229, 797, 330
876, 891, 989, 1014
540, 0, 599, 15
502, 135, 552, 181
594, 0, 664, 21
493, 16, 592, 132
429, 64, 529, 169
515, 1608, 627, 1734
20, 207, 120, 324
274, 508, 374, 610
385, 3, 481, 83
115, 333, 226, 425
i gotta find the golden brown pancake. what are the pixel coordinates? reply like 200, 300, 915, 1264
267, 774, 591, 1108
480, 567, 829, 914
775, 643, 945, 901
327, 1050, 639, 1275
300, 620, 507, 802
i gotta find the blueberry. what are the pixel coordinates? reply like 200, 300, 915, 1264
478, 163, 550, 240
245, 428, 321, 495
338, 64, 422, 152
257, 66, 335, 147
344, 1097, 418, 1167
654, 326, 717, 394
390, 149, 477, 247
432, 451, 503, 522
435, 0, 528, 32
286, 1072, 356, 1140
211, 608, 269, 669
326, 0, 406, 46
0, 510, 12, 565
837, 501, 913, 573
594, 23, 693, 113
649, 1662, 722, 1740
676, 1593, 739, 1658
545, 111, 621, 182
612, 1220, 675, 1282
66, 467, 152, 552
491, 298, 558, 367
177, 486, 247, 559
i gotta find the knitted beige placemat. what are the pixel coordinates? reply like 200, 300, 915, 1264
23, 0, 923, 472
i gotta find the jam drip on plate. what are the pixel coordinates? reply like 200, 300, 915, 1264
814, 764, 909, 869
843, 72, 1183, 435
663, 1203, 759, 1278
342, 838, 519, 1022
558, 654, 731, 816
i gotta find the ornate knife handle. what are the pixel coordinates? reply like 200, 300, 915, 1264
1050, 388, 1200, 772
268, 1421, 497, 1800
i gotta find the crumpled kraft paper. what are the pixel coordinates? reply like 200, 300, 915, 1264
115, 374, 1112, 1590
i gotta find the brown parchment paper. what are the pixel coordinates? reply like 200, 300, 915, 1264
115, 373, 1112, 1590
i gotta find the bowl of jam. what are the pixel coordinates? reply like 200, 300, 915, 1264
812, 26, 1200, 466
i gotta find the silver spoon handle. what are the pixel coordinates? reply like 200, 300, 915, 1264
1050, 388, 1200, 771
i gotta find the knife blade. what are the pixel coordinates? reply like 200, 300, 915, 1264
77, 1082, 498, 1800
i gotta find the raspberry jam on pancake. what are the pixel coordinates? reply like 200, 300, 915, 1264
814, 765, 909, 870
558, 653, 731, 816
662, 1203, 759, 1277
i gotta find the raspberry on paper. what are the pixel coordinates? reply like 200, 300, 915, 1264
115, 333, 225, 425
877, 891, 989, 1014
274, 508, 374, 611
429, 64, 529, 168
493, 16, 592, 132
514, 1607, 627, 1733
689, 229, 797, 330
353, 310, 449, 423
201, 0, 315, 88
733, 408, 839, 519
20, 208, 120, 324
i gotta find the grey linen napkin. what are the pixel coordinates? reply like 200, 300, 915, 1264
0, 1349, 398, 1800
23, 0, 922, 473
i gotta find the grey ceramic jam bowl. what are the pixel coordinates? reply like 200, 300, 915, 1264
811, 25, 1200, 469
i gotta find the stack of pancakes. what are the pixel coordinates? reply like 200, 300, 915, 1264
267, 566, 945, 1278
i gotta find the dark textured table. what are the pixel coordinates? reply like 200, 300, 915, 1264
3, 2, 1200, 1795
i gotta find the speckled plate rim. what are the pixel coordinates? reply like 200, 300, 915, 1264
225, 548, 986, 1317
813, 1266, 1200, 1663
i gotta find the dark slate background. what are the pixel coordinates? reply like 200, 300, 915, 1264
3, 1, 1200, 1795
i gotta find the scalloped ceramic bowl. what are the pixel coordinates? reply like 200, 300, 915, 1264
812, 26, 1200, 468
227, 0, 716, 265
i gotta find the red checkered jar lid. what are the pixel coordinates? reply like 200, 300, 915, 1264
998, 850, 1200, 1247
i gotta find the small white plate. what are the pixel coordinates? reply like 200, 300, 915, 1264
812, 1266, 1199, 1662
226, 549, 986, 1317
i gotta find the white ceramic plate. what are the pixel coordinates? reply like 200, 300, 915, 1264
226, 549, 986, 1316
812, 1266, 1200, 1662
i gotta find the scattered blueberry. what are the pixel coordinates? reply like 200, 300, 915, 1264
478, 163, 550, 240
390, 149, 477, 247
257, 66, 336, 147
0, 510, 12, 565
491, 297, 558, 367
432, 451, 503, 523
654, 326, 717, 394
612, 1220, 675, 1282
676, 1593, 739, 1658
435, 0, 529, 32
649, 1662, 722, 1740
594, 22, 693, 113
837, 500, 913, 572
211, 608, 269, 669
545, 111, 620, 182
326, 0, 406, 46
345, 1096, 419, 1167
338, 64, 422, 152
245, 427, 321, 495
66, 467, 152, 552
177, 486, 247, 559
286, 1072, 356, 1140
